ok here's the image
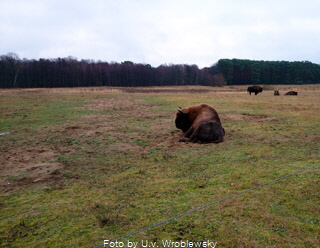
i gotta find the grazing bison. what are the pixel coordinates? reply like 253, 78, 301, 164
285, 91, 298, 95
247, 85, 263, 95
274, 90, 280, 96
175, 104, 225, 143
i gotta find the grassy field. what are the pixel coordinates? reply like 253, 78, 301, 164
0, 85, 319, 247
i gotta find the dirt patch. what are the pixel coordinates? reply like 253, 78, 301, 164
0, 146, 63, 192
302, 134, 320, 143
222, 113, 278, 122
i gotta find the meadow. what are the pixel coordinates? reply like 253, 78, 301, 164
0, 85, 319, 247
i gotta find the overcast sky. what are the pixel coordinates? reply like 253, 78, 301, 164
1, 0, 320, 67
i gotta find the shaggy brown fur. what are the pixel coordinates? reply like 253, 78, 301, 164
175, 104, 225, 143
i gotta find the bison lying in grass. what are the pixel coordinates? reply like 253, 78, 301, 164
285, 91, 298, 95
175, 104, 225, 143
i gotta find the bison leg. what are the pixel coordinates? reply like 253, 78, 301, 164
179, 138, 196, 143
179, 126, 199, 143
184, 126, 194, 138
179, 122, 225, 144
178, 137, 191, 142
189, 125, 202, 143
179, 135, 200, 143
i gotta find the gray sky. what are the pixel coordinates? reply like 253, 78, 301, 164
1, 0, 320, 67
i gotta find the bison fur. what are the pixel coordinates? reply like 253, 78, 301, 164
175, 104, 225, 143
247, 85, 263, 95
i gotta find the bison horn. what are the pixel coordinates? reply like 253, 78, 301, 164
177, 109, 183, 114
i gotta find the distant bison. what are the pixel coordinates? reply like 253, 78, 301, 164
247, 85, 263, 95
175, 104, 225, 143
274, 90, 280, 96
285, 91, 298, 95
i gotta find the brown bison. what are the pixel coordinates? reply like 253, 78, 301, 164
247, 85, 263, 95
285, 91, 298, 95
175, 104, 225, 143
274, 90, 280, 96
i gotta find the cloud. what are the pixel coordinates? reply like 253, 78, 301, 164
1, 0, 320, 67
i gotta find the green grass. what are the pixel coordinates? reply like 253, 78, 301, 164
0, 86, 319, 247
0, 95, 89, 132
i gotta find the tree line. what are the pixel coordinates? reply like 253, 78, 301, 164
216, 58, 320, 85
0, 53, 221, 88
1, 53, 320, 88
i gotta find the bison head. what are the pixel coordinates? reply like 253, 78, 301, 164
175, 108, 191, 133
